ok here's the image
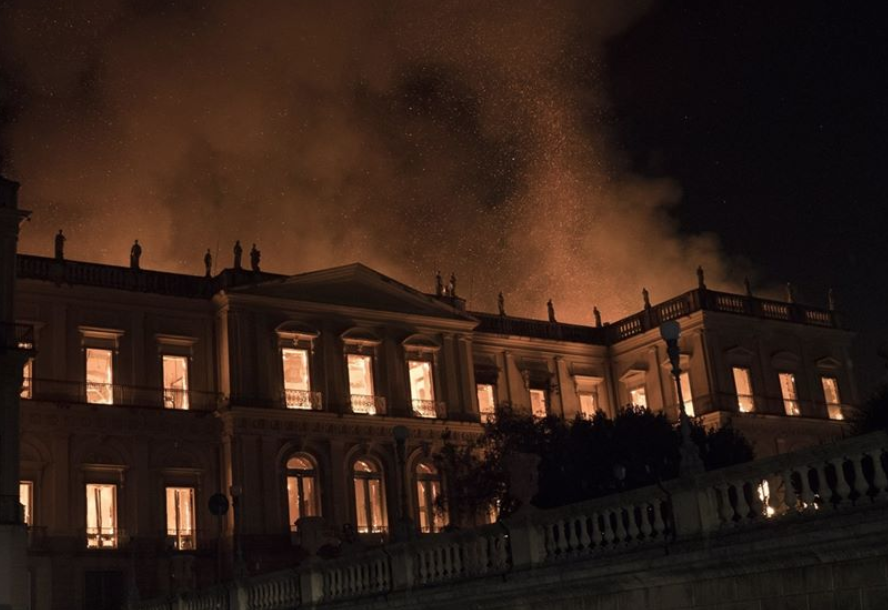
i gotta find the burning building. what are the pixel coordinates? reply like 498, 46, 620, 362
0, 176, 855, 609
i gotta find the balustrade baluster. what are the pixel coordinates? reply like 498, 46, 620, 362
453, 543, 464, 578
781, 470, 798, 512
815, 464, 831, 508
733, 482, 752, 523
601, 511, 616, 546
626, 505, 640, 543
716, 483, 733, 524
749, 481, 764, 518
544, 523, 557, 557
614, 508, 628, 544
567, 518, 580, 554
590, 513, 603, 550
799, 467, 816, 510
872, 451, 888, 499
578, 515, 592, 552
832, 458, 851, 506
639, 504, 653, 539
443, 545, 454, 579
850, 454, 868, 501
651, 502, 666, 538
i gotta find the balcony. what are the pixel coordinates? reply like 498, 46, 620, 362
22, 378, 222, 411
0, 322, 35, 351
412, 399, 446, 419
350, 394, 387, 415
86, 526, 121, 549
284, 389, 323, 410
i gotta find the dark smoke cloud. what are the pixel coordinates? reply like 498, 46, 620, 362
0, 0, 738, 323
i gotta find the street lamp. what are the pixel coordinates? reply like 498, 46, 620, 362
659, 321, 704, 476
229, 484, 246, 578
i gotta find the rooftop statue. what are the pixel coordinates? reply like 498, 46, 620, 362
233, 240, 243, 270
547, 299, 556, 323
204, 249, 212, 277
250, 243, 261, 272
498, 291, 506, 317
130, 239, 142, 270
55, 229, 65, 261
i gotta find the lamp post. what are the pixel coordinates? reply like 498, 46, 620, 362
392, 425, 416, 541
659, 321, 704, 476
229, 484, 246, 578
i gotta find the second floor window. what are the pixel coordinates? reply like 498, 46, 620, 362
408, 360, 436, 418
779, 372, 800, 416
282, 348, 312, 409
628, 384, 647, 409
679, 372, 695, 417
821, 376, 843, 420
578, 391, 597, 417
529, 388, 548, 417
732, 367, 754, 413
162, 355, 189, 410
21, 358, 33, 399
477, 384, 496, 422
165, 487, 196, 550
348, 354, 377, 414
286, 455, 319, 530
86, 483, 117, 548
353, 459, 386, 534
19, 481, 33, 526
86, 348, 114, 405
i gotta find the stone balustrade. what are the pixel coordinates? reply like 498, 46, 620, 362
133, 431, 888, 610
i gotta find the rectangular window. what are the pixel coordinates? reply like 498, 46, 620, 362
165, 487, 196, 550
578, 392, 597, 417
86, 348, 114, 405
732, 367, 754, 413
529, 388, 547, 416
779, 372, 800, 416
348, 354, 376, 414
20, 481, 33, 527
282, 348, 312, 409
821, 376, 843, 420
679, 372, 695, 417
628, 384, 647, 409
21, 358, 33, 399
86, 484, 117, 548
162, 355, 189, 410
477, 384, 496, 422
408, 360, 436, 418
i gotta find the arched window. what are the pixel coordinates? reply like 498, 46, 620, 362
415, 462, 446, 533
286, 455, 319, 530
352, 459, 387, 534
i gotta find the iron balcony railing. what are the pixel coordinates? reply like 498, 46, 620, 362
350, 394, 387, 416
283, 389, 324, 410
0, 322, 35, 351
411, 399, 447, 419
22, 378, 223, 411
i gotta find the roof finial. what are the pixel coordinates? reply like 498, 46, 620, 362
435, 271, 443, 297
498, 291, 506, 317
593, 306, 602, 328
55, 229, 66, 261
642, 287, 651, 309
785, 282, 796, 304
547, 299, 556, 323
744, 277, 753, 297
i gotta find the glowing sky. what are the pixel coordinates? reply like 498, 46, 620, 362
0, 1, 748, 325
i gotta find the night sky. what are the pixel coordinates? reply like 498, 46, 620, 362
1, 1, 886, 393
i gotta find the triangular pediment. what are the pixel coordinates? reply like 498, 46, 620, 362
229, 263, 474, 321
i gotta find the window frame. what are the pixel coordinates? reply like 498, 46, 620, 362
85, 347, 115, 405
161, 354, 190, 410
731, 366, 755, 413
285, 454, 321, 531
778, 371, 800, 416
351, 458, 388, 535
85, 483, 118, 549
414, 461, 446, 534
165, 486, 196, 551
281, 346, 315, 409
821, 375, 843, 420
476, 383, 497, 422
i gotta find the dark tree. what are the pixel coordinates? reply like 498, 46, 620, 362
849, 384, 888, 435
434, 404, 754, 524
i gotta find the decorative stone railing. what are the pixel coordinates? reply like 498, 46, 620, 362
0, 321, 34, 351
349, 394, 387, 416
133, 431, 888, 610
411, 399, 447, 419
283, 390, 324, 411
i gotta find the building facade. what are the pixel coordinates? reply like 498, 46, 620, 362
0, 179, 857, 609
